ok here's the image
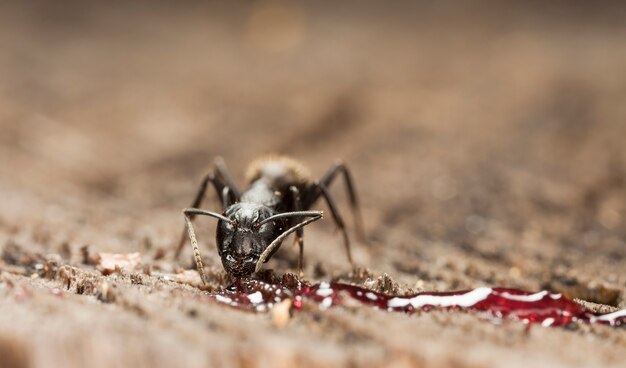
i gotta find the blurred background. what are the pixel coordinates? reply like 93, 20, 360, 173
0, 1, 625, 367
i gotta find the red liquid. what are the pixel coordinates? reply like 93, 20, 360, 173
206, 278, 626, 328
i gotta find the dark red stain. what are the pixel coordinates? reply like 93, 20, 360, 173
206, 277, 626, 328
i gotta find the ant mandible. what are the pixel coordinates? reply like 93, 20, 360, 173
176, 155, 365, 284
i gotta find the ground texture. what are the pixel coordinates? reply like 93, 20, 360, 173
0, 2, 625, 367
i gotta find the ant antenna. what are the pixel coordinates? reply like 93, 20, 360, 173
183, 208, 232, 223
182, 208, 233, 285
259, 210, 325, 225
255, 211, 323, 272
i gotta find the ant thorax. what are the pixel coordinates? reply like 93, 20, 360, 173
239, 179, 282, 208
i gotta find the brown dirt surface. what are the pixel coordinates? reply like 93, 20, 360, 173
1, 1, 625, 367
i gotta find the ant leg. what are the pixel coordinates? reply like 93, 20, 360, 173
307, 182, 353, 264
214, 157, 242, 200
174, 172, 225, 260
304, 160, 366, 242
289, 186, 305, 275
221, 186, 236, 208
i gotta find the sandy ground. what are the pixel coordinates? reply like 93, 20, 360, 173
0, 1, 625, 367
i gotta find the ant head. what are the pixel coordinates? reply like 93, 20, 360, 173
216, 203, 284, 277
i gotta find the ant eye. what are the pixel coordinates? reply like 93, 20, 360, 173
226, 254, 235, 262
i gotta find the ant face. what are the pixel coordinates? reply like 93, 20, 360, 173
216, 203, 283, 277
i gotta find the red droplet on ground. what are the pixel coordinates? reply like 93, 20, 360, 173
204, 279, 626, 328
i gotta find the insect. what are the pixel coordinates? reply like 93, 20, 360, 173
176, 155, 364, 284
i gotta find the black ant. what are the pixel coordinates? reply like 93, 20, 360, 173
176, 155, 365, 284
